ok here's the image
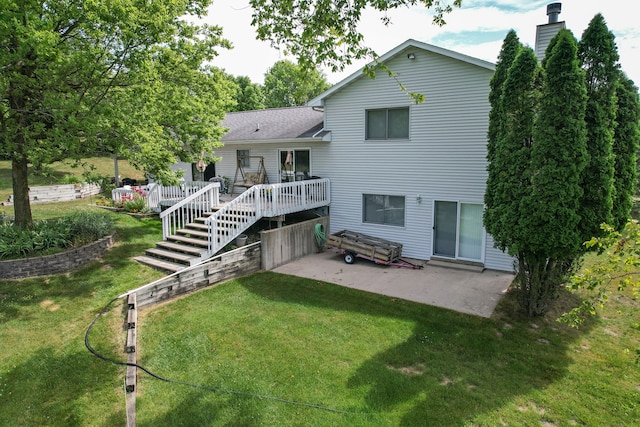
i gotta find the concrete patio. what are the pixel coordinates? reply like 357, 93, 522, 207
273, 250, 515, 318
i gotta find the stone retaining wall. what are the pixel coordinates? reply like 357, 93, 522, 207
0, 234, 115, 279
2, 183, 101, 206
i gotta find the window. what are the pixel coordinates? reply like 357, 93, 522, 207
363, 194, 405, 226
366, 107, 409, 140
279, 149, 311, 182
237, 149, 250, 168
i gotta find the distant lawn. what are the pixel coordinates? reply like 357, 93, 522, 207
126, 272, 640, 426
0, 157, 145, 201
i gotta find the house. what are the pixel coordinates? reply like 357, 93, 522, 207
139, 4, 568, 273
210, 39, 516, 272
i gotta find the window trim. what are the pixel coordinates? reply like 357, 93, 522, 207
365, 107, 410, 140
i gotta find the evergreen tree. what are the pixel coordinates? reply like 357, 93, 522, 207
611, 74, 640, 230
577, 13, 620, 242
487, 30, 521, 164
518, 30, 587, 315
484, 47, 539, 255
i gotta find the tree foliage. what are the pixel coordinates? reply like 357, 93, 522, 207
0, 0, 235, 228
249, 0, 462, 73
611, 74, 640, 231
486, 30, 521, 165
262, 60, 331, 108
484, 46, 539, 256
560, 222, 640, 332
577, 13, 620, 242
228, 75, 265, 112
485, 31, 589, 316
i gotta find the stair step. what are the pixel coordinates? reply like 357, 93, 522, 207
176, 228, 209, 238
167, 234, 209, 247
145, 248, 195, 264
156, 241, 205, 255
134, 255, 185, 273
186, 222, 209, 231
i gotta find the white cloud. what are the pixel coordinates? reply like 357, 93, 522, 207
204, 0, 640, 86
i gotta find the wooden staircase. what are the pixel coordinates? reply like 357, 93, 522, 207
134, 207, 253, 273
134, 212, 212, 273
134, 179, 330, 273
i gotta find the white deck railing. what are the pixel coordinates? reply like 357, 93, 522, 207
204, 178, 330, 257
112, 181, 210, 210
159, 182, 220, 240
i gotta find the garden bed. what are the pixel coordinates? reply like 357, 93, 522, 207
0, 233, 115, 279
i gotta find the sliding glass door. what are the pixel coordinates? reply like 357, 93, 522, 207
433, 201, 484, 262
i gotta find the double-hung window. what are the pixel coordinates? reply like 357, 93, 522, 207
363, 194, 405, 227
366, 107, 410, 140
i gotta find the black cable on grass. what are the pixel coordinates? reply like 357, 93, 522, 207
85, 296, 356, 415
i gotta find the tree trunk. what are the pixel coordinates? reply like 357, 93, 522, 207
12, 153, 33, 229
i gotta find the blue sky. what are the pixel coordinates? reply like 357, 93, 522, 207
205, 0, 640, 86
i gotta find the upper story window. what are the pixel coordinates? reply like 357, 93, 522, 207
366, 107, 410, 140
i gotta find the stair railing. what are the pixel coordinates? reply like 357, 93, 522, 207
204, 178, 330, 257
160, 182, 220, 241
205, 185, 259, 256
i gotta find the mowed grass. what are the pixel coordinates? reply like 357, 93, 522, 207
0, 203, 166, 426
131, 272, 640, 426
0, 165, 638, 425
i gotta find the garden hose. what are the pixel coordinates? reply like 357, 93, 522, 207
314, 223, 327, 251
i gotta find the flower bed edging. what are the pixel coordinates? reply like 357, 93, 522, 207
0, 233, 116, 280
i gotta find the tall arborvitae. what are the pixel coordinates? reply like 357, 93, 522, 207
487, 30, 521, 164
526, 29, 587, 257
517, 30, 588, 315
577, 13, 620, 241
484, 47, 539, 254
612, 74, 640, 230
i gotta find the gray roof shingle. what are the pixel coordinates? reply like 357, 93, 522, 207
221, 106, 325, 142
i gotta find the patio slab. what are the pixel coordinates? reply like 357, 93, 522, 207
272, 250, 515, 318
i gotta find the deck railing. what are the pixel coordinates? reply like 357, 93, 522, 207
112, 181, 210, 210
204, 178, 330, 257
159, 182, 220, 241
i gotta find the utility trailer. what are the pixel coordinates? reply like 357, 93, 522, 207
327, 230, 423, 269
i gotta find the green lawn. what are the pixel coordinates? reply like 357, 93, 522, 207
128, 273, 639, 426
0, 204, 165, 426
0, 198, 638, 425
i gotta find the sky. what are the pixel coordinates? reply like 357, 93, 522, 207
203, 0, 640, 86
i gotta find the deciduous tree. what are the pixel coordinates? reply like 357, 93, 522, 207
228, 75, 265, 112
0, 0, 234, 228
249, 0, 462, 72
262, 60, 330, 108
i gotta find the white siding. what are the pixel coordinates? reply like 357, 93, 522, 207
212, 142, 329, 190
313, 47, 514, 271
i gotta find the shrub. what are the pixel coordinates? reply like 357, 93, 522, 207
68, 211, 114, 245
0, 211, 114, 259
